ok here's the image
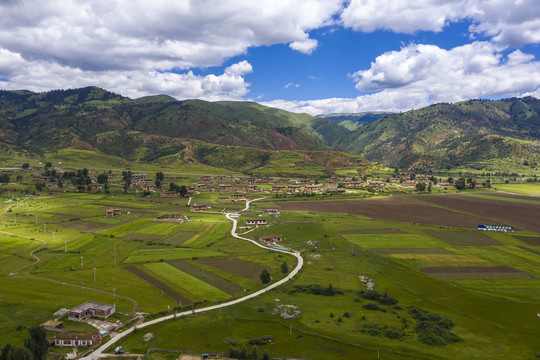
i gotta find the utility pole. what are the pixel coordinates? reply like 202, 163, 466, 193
114, 244, 116, 267
113, 287, 116, 300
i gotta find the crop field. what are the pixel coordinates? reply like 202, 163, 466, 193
492, 183, 540, 195
274, 197, 506, 229
168, 260, 243, 295
125, 265, 191, 304
143, 262, 230, 301
58, 219, 115, 231
196, 257, 269, 280
160, 231, 197, 245
420, 266, 528, 279
514, 235, 540, 245
413, 194, 540, 232
123, 248, 222, 263
421, 229, 502, 246
343, 233, 445, 248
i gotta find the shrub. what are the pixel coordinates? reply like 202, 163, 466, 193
362, 303, 382, 311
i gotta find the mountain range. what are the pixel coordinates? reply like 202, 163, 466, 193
0, 87, 538, 173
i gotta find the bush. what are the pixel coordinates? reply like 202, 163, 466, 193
408, 306, 461, 346
384, 327, 403, 339
362, 303, 382, 311
358, 290, 398, 305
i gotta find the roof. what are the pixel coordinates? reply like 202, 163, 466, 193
54, 332, 97, 340
42, 320, 63, 327
70, 301, 115, 313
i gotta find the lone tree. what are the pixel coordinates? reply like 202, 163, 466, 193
260, 269, 271, 284
415, 182, 426, 192
262, 349, 270, 360
281, 261, 289, 274
155, 171, 164, 189
22, 163, 30, 170
24, 326, 49, 360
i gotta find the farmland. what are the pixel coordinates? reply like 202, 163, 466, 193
1, 183, 540, 359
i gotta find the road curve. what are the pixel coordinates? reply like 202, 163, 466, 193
82, 197, 303, 360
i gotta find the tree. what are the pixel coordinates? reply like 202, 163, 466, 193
428, 181, 432, 193
281, 261, 289, 274
469, 179, 476, 189
239, 345, 247, 359
1, 344, 33, 360
45, 162, 52, 168
447, 177, 454, 184
97, 173, 108, 185
454, 178, 466, 190
24, 326, 49, 360
22, 163, 29, 170
415, 182, 426, 192
409, 172, 416, 181
156, 171, 164, 182
260, 269, 271, 284
262, 349, 270, 360
122, 170, 132, 193
251, 346, 259, 359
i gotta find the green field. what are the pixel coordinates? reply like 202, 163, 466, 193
143, 262, 230, 301
492, 183, 540, 195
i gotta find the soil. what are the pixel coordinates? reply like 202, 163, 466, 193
514, 236, 540, 246
275, 197, 503, 229
413, 194, 540, 233
422, 229, 502, 246
124, 266, 191, 304
373, 248, 453, 254
58, 220, 114, 231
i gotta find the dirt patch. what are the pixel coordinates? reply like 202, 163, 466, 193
422, 229, 501, 246
341, 228, 408, 234
196, 257, 271, 280
124, 266, 191, 304
58, 220, 114, 231
276, 197, 500, 229
420, 266, 527, 279
413, 194, 540, 233
124, 233, 163, 242
373, 248, 453, 254
168, 260, 243, 295
514, 236, 540, 246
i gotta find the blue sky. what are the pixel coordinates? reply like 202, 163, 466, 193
0, 1, 539, 114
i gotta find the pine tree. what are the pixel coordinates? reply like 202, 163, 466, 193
280, 261, 289, 274
260, 269, 271, 284
262, 349, 270, 360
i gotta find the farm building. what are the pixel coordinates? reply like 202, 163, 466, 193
200, 176, 212, 182
41, 320, 63, 331
68, 302, 115, 322
259, 234, 283, 244
161, 191, 178, 197
132, 173, 146, 180
194, 183, 206, 190
106, 209, 122, 217
190, 204, 208, 212
89, 184, 103, 191
230, 193, 247, 199
219, 184, 232, 190
264, 209, 280, 216
246, 219, 267, 226
53, 332, 99, 347
157, 213, 183, 220
246, 185, 258, 191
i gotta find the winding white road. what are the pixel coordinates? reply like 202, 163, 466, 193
81, 197, 303, 360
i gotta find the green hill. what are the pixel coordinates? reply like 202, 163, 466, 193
318, 112, 392, 131
0, 87, 340, 158
335, 97, 540, 172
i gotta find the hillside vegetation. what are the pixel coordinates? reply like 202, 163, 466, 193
335, 97, 540, 172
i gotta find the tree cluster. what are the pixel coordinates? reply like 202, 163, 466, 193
1, 326, 49, 360
169, 183, 187, 196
